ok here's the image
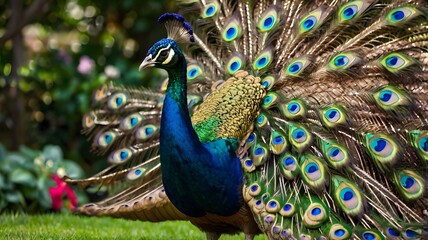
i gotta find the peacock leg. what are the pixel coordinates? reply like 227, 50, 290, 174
205, 232, 221, 240
244, 233, 255, 240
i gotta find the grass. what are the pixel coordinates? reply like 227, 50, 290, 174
0, 213, 267, 240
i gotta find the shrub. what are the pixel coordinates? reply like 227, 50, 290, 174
0, 144, 87, 213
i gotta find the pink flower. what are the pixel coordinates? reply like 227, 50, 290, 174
77, 56, 95, 75
49, 174, 78, 211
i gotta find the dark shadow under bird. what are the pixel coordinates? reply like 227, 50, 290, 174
68, 0, 428, 239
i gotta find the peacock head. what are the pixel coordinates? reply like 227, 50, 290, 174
139, 38, 182, 71
139, 13, 194, 72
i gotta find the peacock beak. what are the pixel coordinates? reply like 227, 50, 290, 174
139, 55, 155, 71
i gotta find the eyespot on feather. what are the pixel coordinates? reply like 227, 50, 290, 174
299, 7, 328, 34
327, 52, 360, 71
338, 1, 371, 23
284, 56, 311, 76
187, 64, 204, 80
409, 130, 428, 162
288, 123, 312, 152
386, 6, 420, 25
269, 130, 288, 155
261, 75, 276, 90
201, 1, 220, 18
359, 230, 385, 240
222, 17, 242, 42
281, 99, 307, 119
394, 170, 425, 200
328, 223, 352, 240
92, 85, 109, 103
279, 154, 300, 180
241, 157, 256, 172
108, 148, 133, 164
279, 201, 297, 217
372, 85, 409, 111
300, 154, 327, 191
82, 111, 96, 129
226, 54, 245, 75
127, 167, 147, 180
332, 175, 364, 216
96, 130, 119, 148
365, 133, 401, 167
107, 92, 128, 110
120, 113, 144, 130
320, 140, 350, 169
257, 7, 279, 32
256, 113, 268, 128
302, 200, 329, 228
253, 48, 274, 71
262, 92, 279, 110
136, 124, 159, 140
319, 104, 347, 128
379, 52, 414, 73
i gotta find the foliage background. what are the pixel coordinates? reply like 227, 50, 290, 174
0, 0, 181, 213
0, 0, 176, 211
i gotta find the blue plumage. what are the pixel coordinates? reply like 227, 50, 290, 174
161, 94, 243, 217
144, 37, 244, 217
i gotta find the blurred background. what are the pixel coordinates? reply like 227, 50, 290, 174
0, 0, 176, 213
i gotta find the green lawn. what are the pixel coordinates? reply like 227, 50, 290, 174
0, 214, 267, 240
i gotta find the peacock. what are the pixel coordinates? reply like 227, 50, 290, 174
68, 0, 428, 239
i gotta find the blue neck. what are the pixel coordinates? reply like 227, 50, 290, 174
161, 57, 203, 157
159, 52, 243, 217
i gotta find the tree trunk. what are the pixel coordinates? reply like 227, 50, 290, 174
1, 0, 52, 148
9, 32, 26, 148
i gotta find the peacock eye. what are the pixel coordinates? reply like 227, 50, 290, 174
337, 1, 370, 23
159, 50, 169, 58
386, 6, 419, 24
395, 170, 425, 200
380, 52, 413, 73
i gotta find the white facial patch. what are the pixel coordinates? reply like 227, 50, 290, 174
162, 48, 175, 65
152, 44, 171, 63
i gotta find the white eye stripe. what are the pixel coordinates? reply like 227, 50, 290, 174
162, 48, 175, 64
153, 44, 171, 62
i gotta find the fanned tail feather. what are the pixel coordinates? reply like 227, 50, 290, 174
68, 83, 192, 222
178, 0, 428, 238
